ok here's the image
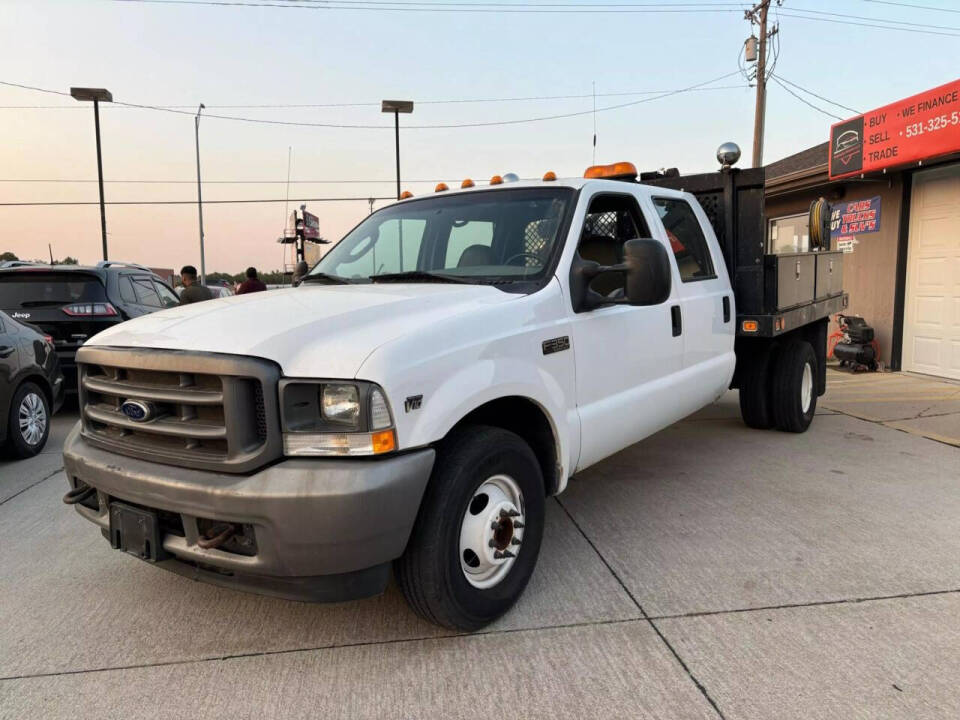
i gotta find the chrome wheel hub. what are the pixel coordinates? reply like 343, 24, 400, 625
459, 474, 525, 589
19, 392, 47, 446
801, 362, 813, 414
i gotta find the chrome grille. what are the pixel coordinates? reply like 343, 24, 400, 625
77, 347, 281, 473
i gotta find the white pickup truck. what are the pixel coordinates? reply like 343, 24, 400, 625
63, 144, 846, 630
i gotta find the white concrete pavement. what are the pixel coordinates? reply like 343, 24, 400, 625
1, 374, 958, 719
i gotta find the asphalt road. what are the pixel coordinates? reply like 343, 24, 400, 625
1, 373, 959, 719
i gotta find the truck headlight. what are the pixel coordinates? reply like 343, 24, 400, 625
280, 380, 396, 457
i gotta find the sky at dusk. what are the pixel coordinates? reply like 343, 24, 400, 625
1, 0, 958, 274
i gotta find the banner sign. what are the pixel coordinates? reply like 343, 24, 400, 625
831, 196, 881, 238
302, 210, 320, 240
829, 78, 960, 180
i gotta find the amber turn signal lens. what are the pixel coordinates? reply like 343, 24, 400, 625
371, 429, 397, 454
461, 178, 475, 188
542, 171, 557, 181
435, 183, 449, 192
400, 190, 414, 199
490, 175, 503, 185
741, 320, 759, 333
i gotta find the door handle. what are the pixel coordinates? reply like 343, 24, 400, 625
0, 346, 14, 358
722, 296, 731, 323
671, 305, 682, 337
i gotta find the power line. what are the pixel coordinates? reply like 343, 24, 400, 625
772, 74, 861, 116
776, 10, 960, 37
0, 71, 744, 129
786, 7, 960, 33
114, 0, 747, 13
770, 75, 843, 121
861, 0, 960, 14
0, 178, 478, 184
0, 85, 748, 110
0, 196, 394, 207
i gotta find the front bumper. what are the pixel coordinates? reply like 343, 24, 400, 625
62, 424, 434, 602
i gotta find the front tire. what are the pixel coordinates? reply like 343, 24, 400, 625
771, 340, 817, 433
395, 425, 545, 631
6, 382, 50, 458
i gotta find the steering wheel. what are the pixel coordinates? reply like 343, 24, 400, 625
503, 252, 541, 267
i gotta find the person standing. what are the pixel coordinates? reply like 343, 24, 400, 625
236, 266, 267, 295
178, 265, 213, 305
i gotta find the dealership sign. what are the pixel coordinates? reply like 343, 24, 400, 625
302, 210, 321, 240
829, 78, 960, 180
831, 196, 881, 238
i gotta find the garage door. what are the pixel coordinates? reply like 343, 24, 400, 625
903, 164, 960, 380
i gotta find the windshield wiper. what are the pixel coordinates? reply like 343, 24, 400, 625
370, 271, 470, 284
299, 273, 354, 285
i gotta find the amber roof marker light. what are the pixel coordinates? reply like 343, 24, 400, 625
461, 178, 475, 188
435, 182, 449, 192
400, 190, 414, 200
489, 175, 503, 185
583, 161, 638, 180
542, 171, 557, 181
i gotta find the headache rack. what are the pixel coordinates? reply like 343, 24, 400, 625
641, 165, 847, 337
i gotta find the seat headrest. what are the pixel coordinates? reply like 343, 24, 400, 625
457, 244, 495, 268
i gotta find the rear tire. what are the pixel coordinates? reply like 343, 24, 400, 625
6, 381, 50, 458
738, 342, 776, 429
395, 425, 545, 631
771, 340, 817, 433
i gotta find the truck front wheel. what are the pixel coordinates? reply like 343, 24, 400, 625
395, 425, 545, 631
771, 339, 817, 433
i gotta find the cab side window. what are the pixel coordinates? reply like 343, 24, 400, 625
652, 197, 716, 282
576, 194, 649, 297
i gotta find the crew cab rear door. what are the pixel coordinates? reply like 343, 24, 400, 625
648, 193, 735, 405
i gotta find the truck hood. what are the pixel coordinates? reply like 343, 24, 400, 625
86, 284, 518, 378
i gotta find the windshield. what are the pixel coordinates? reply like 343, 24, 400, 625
309, 187, 574, 287
0, 272, 107, 308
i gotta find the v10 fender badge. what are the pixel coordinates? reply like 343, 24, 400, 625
404, 395, 423, 413
542, 336, 570, 355
120, 399, 157, 422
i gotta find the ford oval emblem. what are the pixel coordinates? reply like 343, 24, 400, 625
120, 399, 156, 423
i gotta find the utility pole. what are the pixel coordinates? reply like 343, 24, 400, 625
745, 1, 777, 168
195, 104, 206, 285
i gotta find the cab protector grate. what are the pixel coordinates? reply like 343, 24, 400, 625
76, 347, 282, 474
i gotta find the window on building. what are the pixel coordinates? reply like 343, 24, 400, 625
768, 213, 810, 254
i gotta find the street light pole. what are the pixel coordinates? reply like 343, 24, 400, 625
195, 103, 206, 285
381, 100, 414, 200
70, 87, 112, 261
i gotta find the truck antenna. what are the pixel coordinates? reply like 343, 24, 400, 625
592, 81, 597, 165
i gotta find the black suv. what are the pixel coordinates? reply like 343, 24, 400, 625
0, 262, 179, 394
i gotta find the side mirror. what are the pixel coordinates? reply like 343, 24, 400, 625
622, 238, 672, 306
570, 238, 672, 313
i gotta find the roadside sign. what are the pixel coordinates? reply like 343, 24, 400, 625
828, 78, 960, 180
831, 196, 881, 238
303, 210, 320, 240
